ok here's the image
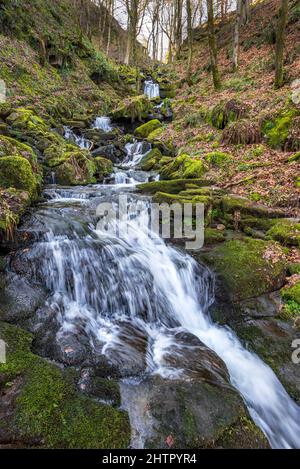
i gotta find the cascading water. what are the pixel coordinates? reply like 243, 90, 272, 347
93, 116, 113, 132
123, 140, 152, 167
63, 126, 91, 150
11, 114, 300, 450
144, 80, 160, 99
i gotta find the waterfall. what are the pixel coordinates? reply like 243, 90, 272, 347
123, 140, 151, 167
93, 116, 113, 132
144, 80, 160, 99
24, 179, 300, 449
63, 126, 91, 150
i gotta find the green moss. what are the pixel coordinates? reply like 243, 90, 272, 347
0, 156, 38, 196
0, 188, 31, 237
134, 119, 162, 138
54, 151, 96, 185
147, 126, 164, 141
266, 220, 300, 247
111, 95, 153, 122
7, 108, 48, 130
222, 195, 284, 218
262, 108, 297, 149
204, 228, 226, 245
159, 154, 207, 180
202, 238, 287, 302
139, 148, 162, 171
209, 100, 248, 129
94, 157, 113, 177
0, 322, 130, 449
279, 300, 300, 320
204, 151, 232, 167
0, 135, 36, 163
288, 263, 300, 275
153, 191, 210, 205
138, 178, 211, 195
215, 416, 269, 449
288, 151, 300, 163
281, 282, 300, 305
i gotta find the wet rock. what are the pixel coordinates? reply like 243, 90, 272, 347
198, 238, 287, 303
78, 368, 121, 406
0, 322, 130, 449
233, 317, 300, 403
92, 144, 123, 163
0, 273, 47, 324
121, 375, 268, 449
238, 291, 282, 318
104, 320, 148, 377
158, 330, 230, 387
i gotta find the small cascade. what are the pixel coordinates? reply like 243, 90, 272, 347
144, 80, 160, 99
93, 116, 113, 132
113, 171, 135, 185
51, 171, 56, 185
63, 126, 91, 150
123, 140, 151, 167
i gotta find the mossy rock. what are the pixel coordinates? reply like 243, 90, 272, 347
266, 220, 300, 247
201, 238, 287, 302
204, 151, 233, 167
204, 228, 226, 245
7, 108, 48, 131
0, 136, 37, 163
159, 154, 208, 180
0, 156, 38, 197
138, 178, 213, 195
54, 151, 96, 186
152, 191, 210, 205
94, 157, 113, 178
111, 95, 153, 122
134, 119, 162, 139
261, 107, 298, 150
139, 148, 162, 171
147, 126, 164, 141
0, 322, 130, 448
222, 195, 285, 219
0, 188, 31, 238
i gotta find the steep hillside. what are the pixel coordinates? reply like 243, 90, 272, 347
0, 0, 137, 241
0, 0, 123, 119
154, 0, 300, 215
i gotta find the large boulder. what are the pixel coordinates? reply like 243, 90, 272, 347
134, 119, 162, 138
200, 238, 287, 303
111, 95, 153, 122
0, 322, 130, 448
122, 375, 268, 449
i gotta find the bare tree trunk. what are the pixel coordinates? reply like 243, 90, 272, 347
232, 0, 242, 71
186, 0, 193, 83
241, 0, 251, 25
275, 0, 289, 89
174, 0, 183, 59
106, 0, 114, 56
206, 0, 221, 90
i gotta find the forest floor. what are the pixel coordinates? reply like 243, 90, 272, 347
157, 0, 300, 216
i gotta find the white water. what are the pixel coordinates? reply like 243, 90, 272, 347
29, 180, 300, 448
23, 121, 300, 448
93, 116, 113, 132
63, 126, 91, 150
144, 80, 160, 99
123, 140, 151, 167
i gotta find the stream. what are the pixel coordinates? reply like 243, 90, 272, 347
8, 81, 300, 449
